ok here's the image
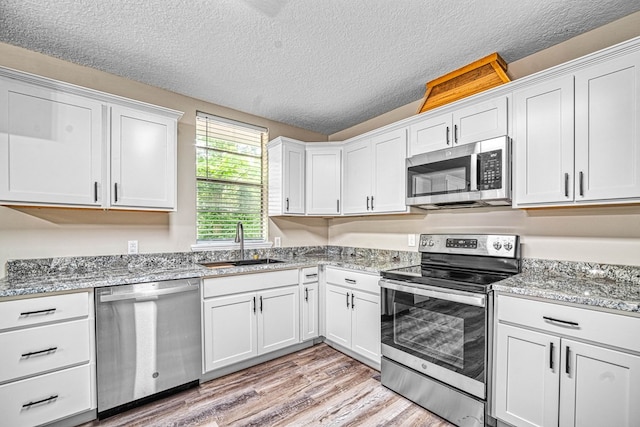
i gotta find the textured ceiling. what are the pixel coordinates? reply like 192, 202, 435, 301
1, 1, 639, 135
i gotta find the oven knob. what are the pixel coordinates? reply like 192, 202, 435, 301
493, 241, 502, 250
504, 241, 513, 251
427, 240, 435, 247
421, 363, 427, 370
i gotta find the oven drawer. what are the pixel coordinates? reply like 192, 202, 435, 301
496, 294, 640, 353
0, 292, 89, 331
325, 267, 380, 295
0, 319, 91, 384
0, 364, 92, 427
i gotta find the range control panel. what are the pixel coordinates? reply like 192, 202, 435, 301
419, 234, 519, 258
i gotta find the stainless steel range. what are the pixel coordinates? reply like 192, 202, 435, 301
379, 234, 520, 427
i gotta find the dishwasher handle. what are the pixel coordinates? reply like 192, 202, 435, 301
99, 282, 199, 303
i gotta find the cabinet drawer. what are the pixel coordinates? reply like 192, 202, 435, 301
0, 319, 91, 383
0, 364, 92, 427
325, 267, 380, 295
300, 267, 319, 283
203, 269, 299, 298
497, 295, 640, 353
0, 292, 89, 331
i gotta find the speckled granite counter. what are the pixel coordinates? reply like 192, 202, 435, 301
492, 259, 640, 314
0, 246, 419, 299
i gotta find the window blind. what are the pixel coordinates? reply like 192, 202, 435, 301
195, 112, 268, 242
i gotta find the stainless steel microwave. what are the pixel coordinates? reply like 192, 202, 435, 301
406, 136, 511, 209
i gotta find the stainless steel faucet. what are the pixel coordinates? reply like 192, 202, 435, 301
234, 221, 245, 260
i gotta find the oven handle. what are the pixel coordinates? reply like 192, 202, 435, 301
379, 279, 486, 308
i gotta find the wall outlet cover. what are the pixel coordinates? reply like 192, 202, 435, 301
407, 234, 416, 247
128, 240, 139, 254
274, 237, 282, 247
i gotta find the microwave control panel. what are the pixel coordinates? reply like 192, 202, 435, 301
477, 149, 502, 190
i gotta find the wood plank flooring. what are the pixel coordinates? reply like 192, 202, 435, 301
81, 343, 454, 427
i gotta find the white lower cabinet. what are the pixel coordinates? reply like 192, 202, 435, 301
494, 295, 640, 427
0, 291, 94, 427
300, 267, 319, 341
324, 267, 380, 367
202, 270, 300, 373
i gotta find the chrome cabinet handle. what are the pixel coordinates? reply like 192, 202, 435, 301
285, 197, 289, 211
454, 124, 458, 143
351, 293, 355, 309
565, 346, 571, 375
549, 342, 554, 370
20, 308, 56, 316
94, 181, 98, 203
260, 296, 263, 312
114, 183, 119, 203
564, 173, 569, 197
22, 395, 58, 408
446, 126, 450, 145
21, 347, 58, 358
337, 199, 340, 213
253, 296, 256, 313
346, 292, 350, 308
543, 316, 579, 327
579, 171, 584, 196
366, 196, 370, 210
304, 287, 308, 302
371, 196, 374, 210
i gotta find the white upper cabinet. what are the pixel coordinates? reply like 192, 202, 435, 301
0, 78, 104, 206
343, 128, 408, 214
305, 145, 342, 215
574, 50, 640, 202
0, 69, 182, 211
268, 137, 305, 216
408, 96, 508, 156
110, 105, 176, 210
514, 49, 640, 207
513, 75, 575, 205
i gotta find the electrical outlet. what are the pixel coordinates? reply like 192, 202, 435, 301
407, 234, 416, 247
274, 237, 282, 248
128, 240, 138, 254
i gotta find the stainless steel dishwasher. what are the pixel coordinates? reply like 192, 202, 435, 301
95, 278, 201, 418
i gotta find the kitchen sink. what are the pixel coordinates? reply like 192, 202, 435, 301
200, 258, 285, 269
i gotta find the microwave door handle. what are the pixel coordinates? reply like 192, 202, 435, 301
469, 153, 478, 191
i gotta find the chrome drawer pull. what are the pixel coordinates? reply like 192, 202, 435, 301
345, 278, 357, 285
19, 308, 56, 316
305, 273, 318, 279
21, 347, 58, 358
22, 395, 58, 408
543, 316, 579, 327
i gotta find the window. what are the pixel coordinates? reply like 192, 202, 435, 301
195, 112, 268, 243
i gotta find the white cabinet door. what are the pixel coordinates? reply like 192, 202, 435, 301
574, 51, 640, 202
559, 339, 640, 427
203, 292, 257, 372
283, 142, 305, 214
453, 96, 508, 146
301, 282, 319, 341
494, 324, 560, 427
325, 284, 352, 348
0, 78, 104, 206
408, 112, 450, 156
371, 128, 407, 213
351, 290, 380, 363
110, 105, 176, 210
257, 286, 299, 354
306, 146, 341, 215
513, 76, 575, 206
342, 139, 372, 214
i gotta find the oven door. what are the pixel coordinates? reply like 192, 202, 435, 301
380, 279, 487, 398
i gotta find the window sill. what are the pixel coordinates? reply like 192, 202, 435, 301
191, 241, 274, 252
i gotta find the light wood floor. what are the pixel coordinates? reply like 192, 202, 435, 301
81, 343, 453, 426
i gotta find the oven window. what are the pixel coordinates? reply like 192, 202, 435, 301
381, 288, 486, 382
407, 157, 471, 197
394, 295, 464, 369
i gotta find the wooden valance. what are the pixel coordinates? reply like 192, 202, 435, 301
417, 53, 510, 114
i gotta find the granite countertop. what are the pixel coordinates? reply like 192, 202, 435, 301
492, 259, 640, 314
0, 247, 418, 299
